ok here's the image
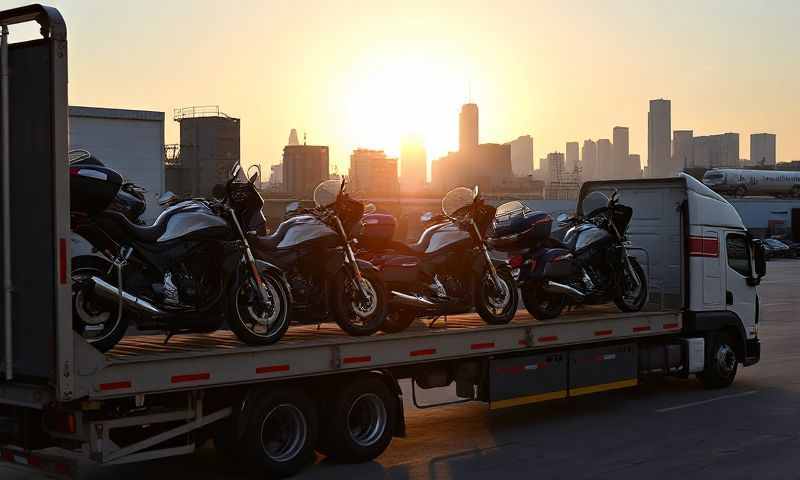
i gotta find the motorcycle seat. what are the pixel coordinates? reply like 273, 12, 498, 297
97, 210, 167, 243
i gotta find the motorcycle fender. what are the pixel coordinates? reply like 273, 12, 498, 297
254, 259, 294, 303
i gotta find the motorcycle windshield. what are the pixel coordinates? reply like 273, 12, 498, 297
581, 191, 610, 218
442, 186, 475, 217
313, 179, 342, 208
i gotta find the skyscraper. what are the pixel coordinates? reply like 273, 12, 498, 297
288, 128, 299, 146
648, 99, 672, 177
400, 135, 427, 190
283, 144, 329, 199
612, 127, 629, 178
349, 149, 399, 194
544, 152, 565, 183
459, 103, 479, 151
692, 133, 739, 169
508, 135, 534, 177
629, 154, 642, 178
565, 141, 580, 173
673, 130, 693, 171
750, 133, 776, 167
582, 139, 597, 181
596, 139, 612, 180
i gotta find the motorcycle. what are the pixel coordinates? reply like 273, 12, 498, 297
70, 152, 291, 352
356, 186, 518, 333
69, 150, 148, 224
249, 178, 387, 336
489, 190, 648, 320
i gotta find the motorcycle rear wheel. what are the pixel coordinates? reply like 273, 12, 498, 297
71, 255, 129, 353
379, 310, 416, 334
521, 283, 566, 321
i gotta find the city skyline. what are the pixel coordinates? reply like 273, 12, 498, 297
16, 0, 800, 175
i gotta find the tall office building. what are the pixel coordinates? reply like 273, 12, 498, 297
648, 99, 672, 177
283, 144, 329, 199
459, 103, 479, 151
673, 130, 694, 171
750, 133, 776, 167
582, 139, 597, 180
508, 135, 534, 177
596, 139, 612, 180
629, 154, 642, 178
349, 149, 399, 195
612, 127, 630, 178
692, 133, 739, 169
565, 141, 580, 173
400, 136, 427, 190
288, 128, 299, 146
543, 152, 565, 183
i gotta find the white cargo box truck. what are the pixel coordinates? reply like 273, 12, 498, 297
0, 4, 764, 478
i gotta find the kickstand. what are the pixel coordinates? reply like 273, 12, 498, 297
163, 332, 174, 345
316, 321, 322, 330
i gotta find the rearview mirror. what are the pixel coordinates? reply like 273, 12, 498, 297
247, 165, 260, 184
556, 213, 570, 224
286, 201, 300, 214
753, 239, 766, 278
158, 191, 178, 207
420, 211, 433, 223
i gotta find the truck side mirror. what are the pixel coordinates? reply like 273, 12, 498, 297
753, 240, 766, 278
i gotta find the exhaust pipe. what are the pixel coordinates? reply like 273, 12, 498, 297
91, 276, 166, 316
391, 291, 437, 308
542, 281, 585, 300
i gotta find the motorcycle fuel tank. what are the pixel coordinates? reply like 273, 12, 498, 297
562, 223, 612, 253
273, 214, 338, 249
418, 222, 471, 254
157, 201, 230, 243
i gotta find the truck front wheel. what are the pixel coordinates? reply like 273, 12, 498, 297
241, 387, 318, 478
318, 374, 397, 463
698, 332, 738, 389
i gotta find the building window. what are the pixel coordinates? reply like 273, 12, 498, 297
726, 233, 751, 277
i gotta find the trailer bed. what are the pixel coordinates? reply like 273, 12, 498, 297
81, 307, 682, 400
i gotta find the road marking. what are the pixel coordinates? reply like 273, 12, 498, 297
761, 302, 794, 307
656, 390, 758, 413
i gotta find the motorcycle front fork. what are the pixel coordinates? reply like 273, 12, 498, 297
228, 207, 271, 305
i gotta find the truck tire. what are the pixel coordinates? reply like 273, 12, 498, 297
380, 310, 416, 333
318, 374, 397, 463
698, 332, 738, 389
241, 387, 318, 478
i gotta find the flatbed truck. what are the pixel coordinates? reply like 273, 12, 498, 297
0, 4, 764, 478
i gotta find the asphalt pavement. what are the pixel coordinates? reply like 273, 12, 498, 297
4, 259, 800, 479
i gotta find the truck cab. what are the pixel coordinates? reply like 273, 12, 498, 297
684, 173, 764, 367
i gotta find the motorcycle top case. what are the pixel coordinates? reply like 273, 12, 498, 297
69, 164, 124, 215
489, 209, 552, 252
358, 213, 397, 250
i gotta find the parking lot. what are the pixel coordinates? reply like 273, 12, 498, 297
3, 259, 799, 480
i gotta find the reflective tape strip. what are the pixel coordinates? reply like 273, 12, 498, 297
99, 381, 132, 391
410, 348, 436, 357
633, 325, 651, 332
256, 364, 290, 374
594, 329, 613, 336
538, 335, 558, 343
689, 236, 719, 257
343, 355, 371, 364
570, 378, 638, 397
490, 390, 568, 410
171, 373, 210, 384
470, 342, 495, 350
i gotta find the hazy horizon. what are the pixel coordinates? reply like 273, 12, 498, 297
6, 0, 799, 174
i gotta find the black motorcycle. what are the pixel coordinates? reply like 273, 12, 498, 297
490, 190, 647, 320
356, 186, 518, 333
70, 152, 290, 351
250, 178, 387, 336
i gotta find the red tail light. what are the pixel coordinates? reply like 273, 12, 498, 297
508, 255, 524, 269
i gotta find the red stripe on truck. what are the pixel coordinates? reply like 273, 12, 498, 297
410, 348, 436, 357
689, 236, 719, 257
99, 381, 132, 391
594, 329, 613, 336
538, 335, 558, 342
171, 373, 210, 384
633, 325, 651, 332
470, 342, 495, 350
343, 355, 372, 364
663, 323, 680, 330
256, 364, 290, 374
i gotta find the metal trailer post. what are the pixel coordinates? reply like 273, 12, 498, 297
1, 23, 11, 381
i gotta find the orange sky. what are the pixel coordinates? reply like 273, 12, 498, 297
7, 0, 800, 174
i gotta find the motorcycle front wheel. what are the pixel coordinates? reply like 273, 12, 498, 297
614, 257, 648, 312
229, 273, 291, 345
474, 268, 518, 325
521, 282, 566, 321
332, 268, 387, 336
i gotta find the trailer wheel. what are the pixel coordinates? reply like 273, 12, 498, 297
698, 332, 738, 389
319, 374, 397, 463
241, 387, 318, 478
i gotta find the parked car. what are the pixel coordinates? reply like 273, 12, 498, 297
763, 238, 793, 259
769, 236, 800, 257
